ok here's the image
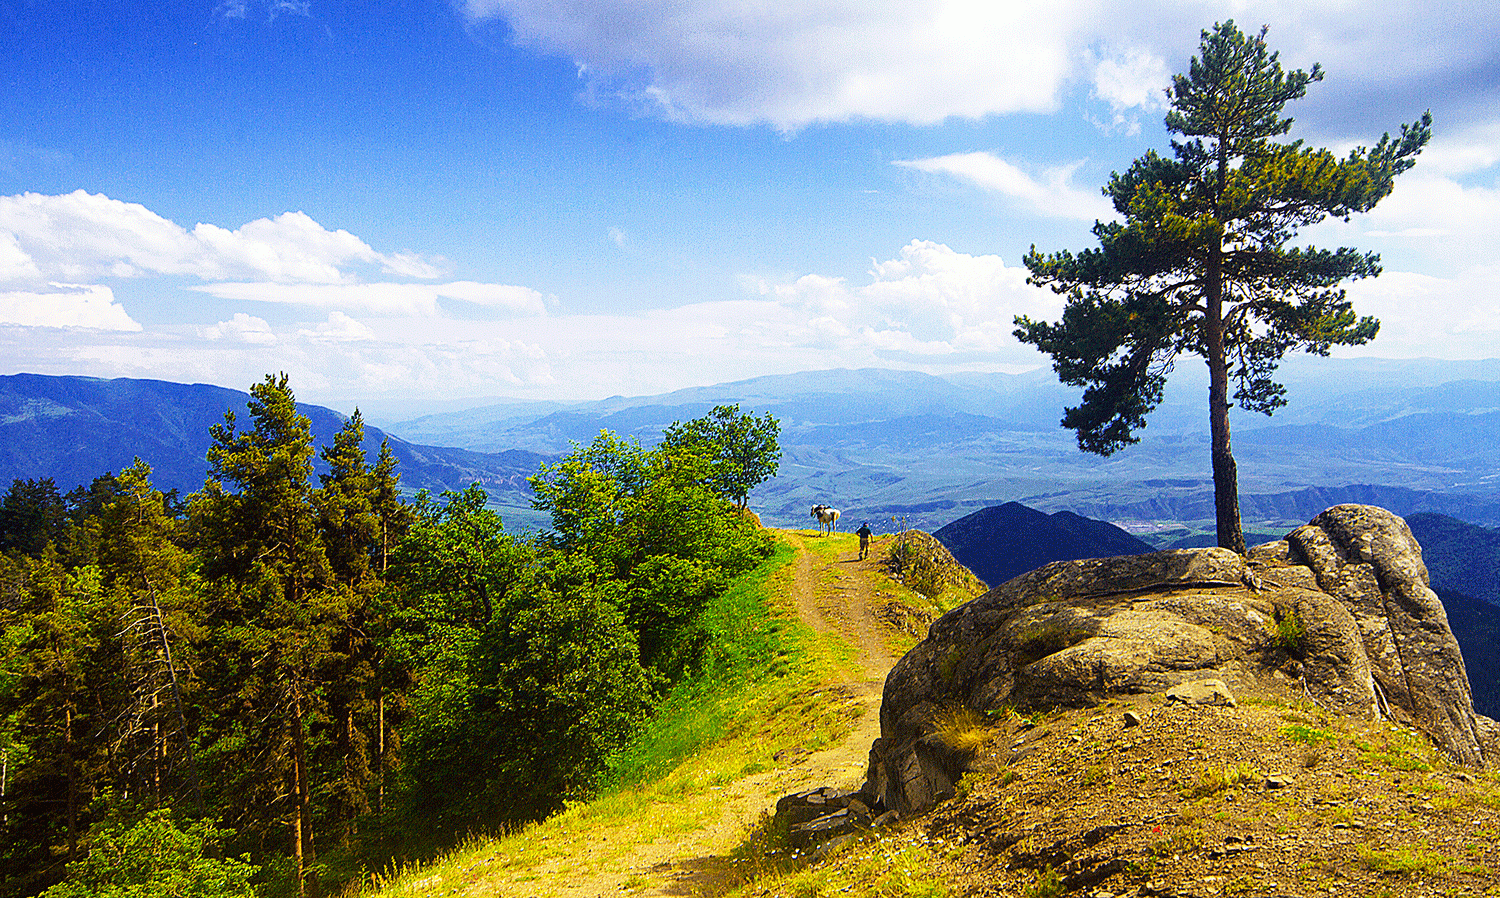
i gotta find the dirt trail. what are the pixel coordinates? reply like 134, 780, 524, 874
531, 530, 901, 898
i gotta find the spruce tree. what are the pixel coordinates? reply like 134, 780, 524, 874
191, 373, 331, 898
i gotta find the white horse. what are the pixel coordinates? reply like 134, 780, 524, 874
810, 504, 841, 536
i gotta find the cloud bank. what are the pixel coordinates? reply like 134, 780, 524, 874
460, 1, 1500, 131
463, 0, 1094, 128
0, 191, 541, 329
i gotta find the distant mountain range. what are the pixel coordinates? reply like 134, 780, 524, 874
383, 356, 1500, 531
0, 373, 548, 525
5, 357, 1500, 535
7, 369, 1498, 713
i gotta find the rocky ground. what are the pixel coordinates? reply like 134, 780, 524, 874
938, 692, 1499, 898
741, 684, 1500, 898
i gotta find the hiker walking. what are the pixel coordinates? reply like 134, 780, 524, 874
856, 521, 873, 560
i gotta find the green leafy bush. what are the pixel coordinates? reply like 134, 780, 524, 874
41, 809, 258, 898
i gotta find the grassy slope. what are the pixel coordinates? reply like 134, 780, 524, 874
356, 534, 880, 896
354, 532, 1500, 898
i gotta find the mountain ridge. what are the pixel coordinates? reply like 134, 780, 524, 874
6, 362, 1500, 532
0, 373, 549, 523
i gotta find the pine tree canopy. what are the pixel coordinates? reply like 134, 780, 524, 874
1015, 20, 1430, 551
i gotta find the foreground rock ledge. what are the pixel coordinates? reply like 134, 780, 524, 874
864, 504, 1500, 817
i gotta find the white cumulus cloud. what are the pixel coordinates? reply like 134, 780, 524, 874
0, 191, 441, 286
456, 1, 1500, 137
204, 312, 277, 345
300, 311, 377, 342
0, 283, 142, 331
753, 239, 1059, 360
460, 0, 1096, 129
1090, 45, 1171, 134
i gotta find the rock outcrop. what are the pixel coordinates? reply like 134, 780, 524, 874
863, 504, 1500, 818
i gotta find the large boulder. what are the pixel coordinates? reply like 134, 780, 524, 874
864, 504, 1499, 817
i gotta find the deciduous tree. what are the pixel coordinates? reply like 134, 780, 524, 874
660, 404, 780, 510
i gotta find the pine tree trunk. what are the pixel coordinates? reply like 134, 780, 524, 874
290, 685, 316, 897
376, 689, 385, 814
1206, 133, 1246, 556
143, 576, 205, 816
292, 804, 305, 898
1204, 241, 1246, 555
64, 704, 77, 863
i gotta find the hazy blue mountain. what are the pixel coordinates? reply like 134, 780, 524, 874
8, 357, 1500, 535
0, 374, 550, 527
384, 357, 1500, 532
1435, 587, 1500, 719
932, 501, 1155, 588
1407, 513, 1500, 607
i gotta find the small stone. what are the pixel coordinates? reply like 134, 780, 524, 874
1264, 773, 1291, 789
1123, 711, 1142, 728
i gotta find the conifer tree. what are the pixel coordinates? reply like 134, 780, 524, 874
1016, 21, 1430, 552
0, 478, 67, 557
317, 411, 378, 589
191, 373, 331, 898
370, 438, 410, 577
97, 460, 204, 816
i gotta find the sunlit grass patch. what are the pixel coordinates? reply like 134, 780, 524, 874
756, 831, 952, 898
929, 704, 1000, 754
359, 535, 867, 897
1280, 723, 1335, 746
1358, 727, 1438, 773
1358, 844, 1454, 877
1183, 761, 1260, 799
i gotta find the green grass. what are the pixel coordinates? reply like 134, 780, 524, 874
1183, 762, 1260, 799
1280, 724, 1336, 746
1358, 844, 1454, 877
762, 834, 951, 898
606, 541, 805, 787
1358, 728, 1438, 773
357, 534, 866, 897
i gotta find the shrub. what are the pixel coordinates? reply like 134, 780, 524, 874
40, 809, 258, 898
1270, 607, 1306, 655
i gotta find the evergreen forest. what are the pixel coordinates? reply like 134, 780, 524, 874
0, 373, 782, 898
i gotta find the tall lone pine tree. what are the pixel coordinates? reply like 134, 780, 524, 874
1016, 21, 1431, 552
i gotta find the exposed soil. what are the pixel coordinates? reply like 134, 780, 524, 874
919, 693, 1500, 898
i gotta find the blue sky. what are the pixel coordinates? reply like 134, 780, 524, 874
3, 1, 1498, 417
